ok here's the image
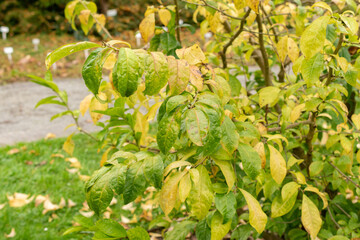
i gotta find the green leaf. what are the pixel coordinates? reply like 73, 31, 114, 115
160, 32, 178, 53
95, 219, 127, 238
45, 41, 100, 69
214, 76, 231, 105
28, 75, 59, 93
220, 116, 239, 154
165, 221, 196, 240
301, 194, 322, 240
178, 173, 191, 202
199, 105, 221, 155
213, 159, 235, 191
239, 188, 267, 234
144, 155, 164, 188
309, 161, 324, 177
230, 224, 253, 240
271, 182, 300, 218
187, 165, 214, 220
166, 95, 188, 113
215, 192, 236, 223
113, 48, 142, 97
237, 143, 262, 180
74, 215, 94, 228
126, 227, 150, 240
196, 218, 211, 240
300, 16, 331, 58
157, 111, 181, 153
168, 56, 190, 96
144, 52, 169, 95
210, 211, 232, 240
258, 86, 281, 107
82, 48, 111, 95
301, 53, 324, 87
63, 226, 87, 236
35, 96, 65, 108
185, 108, 210, 146
123, 160, 147, 204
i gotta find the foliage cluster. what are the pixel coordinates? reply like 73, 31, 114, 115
32, 0, 360, 239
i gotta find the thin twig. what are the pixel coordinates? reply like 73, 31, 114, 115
220, 8, 251, 68
328, 161, 360, 189
327, 206, 341, 229
333, 203, 351, 218
305, 112, 317, 175
80, 1, 113, 40
267, 119, 313, 132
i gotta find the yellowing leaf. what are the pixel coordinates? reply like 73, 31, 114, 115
239, 188, 267, 233
189, 65, 203, 90
94, 13, 106, 33
66, 157, 81, 169
79, 94, 93, 116
268, 145, 287, 185
245, 0, 259, 13
211, 211, 232, 240
300, 16, 330, 58
63, 134, 75, 156
139, 13, 155, 43
287, 37, 299, 62
276, 36, 288, 62
176, 44, 206, 65
213, 159, 236, 192
271, 182, 300, 218
103, 52, 117, 70
159, 9, 171, 26
168, 56, 190, 96
258, 86, 281, 107
312, 2, 333, 14
301, 194, 322, 240
290, 103, 305, 123
254, 142, 266, 168
160, 171, 187, 215
178, 173, 191, 202
304, 186, 328, 209
340, 15, 359, 35
163, 161, 191, 177
89, 93, 108, 124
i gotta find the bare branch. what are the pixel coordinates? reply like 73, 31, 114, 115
328, 161, 360, 189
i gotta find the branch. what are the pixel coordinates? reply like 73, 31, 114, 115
174, 0, 182, 44
80, 1, 113, 40
267, 119, 313, 132
256, 10, 272, 86
328, 161, 360, 189
305, 112, 316, 175
327, 206, 341, 229
181, 0, 243, 20
220, 8, 251, 68
325, 33, 344, 86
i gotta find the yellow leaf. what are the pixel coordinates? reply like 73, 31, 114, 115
94, 13, 106, 33
7, 193, 34, 208
103, 52, 117, 70
351, 113, 360, 129
213, 159, 236, 192
234, 0, 246, 10
245, 0, 259, 13
276, 36, 288, 62
258, 86, 281, 107
78, 10, 91, 35
4, 228, 16, 238
145, 102, 162, 122
269, 145, 287, 185
189, 65, 203, 90
287, 37, 299, 62
239, 188, 267, 233
79, 94, 93, 116
63, 134, 75, 156
159, 171, 187, 215
254, 142, 266, 168
139, 13, 155, 43
301, 194, 322, 240
134, 112, 149, 145
66, 157, 81, 169
44, 133, 56, 140
338, 57, 348, 72
89, 93, 108, 124
304, 186, 328, 209
290, 103, 305, 123
300, 16, 330, 58
176, 44, 206, 65
164, 161, 192, 177
356, 150, 360, 164
178, 173, 191, 202
312, 2, 333, 14
159, 9, 171, 26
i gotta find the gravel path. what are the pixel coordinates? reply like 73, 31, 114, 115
0, 78, 100, 146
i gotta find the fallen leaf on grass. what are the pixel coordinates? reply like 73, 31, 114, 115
25, 161, 33, 165
7, 148, 19, 155
51, 153, 64, 158
35, 195, 48, 207
0, 203, 6, 210
44, 133, 56, 140
79, 211, 94, 218
78, 174, 90, 181
66, 157, 81, 169
4, 228, 15, 238
68, 199, 76, 208
29, 150, 39, 155
66, 168, 79, 174
7, 193, 34, 207
42, 197, 65, 214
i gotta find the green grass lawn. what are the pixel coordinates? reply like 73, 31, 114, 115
0, 134, 102, 240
